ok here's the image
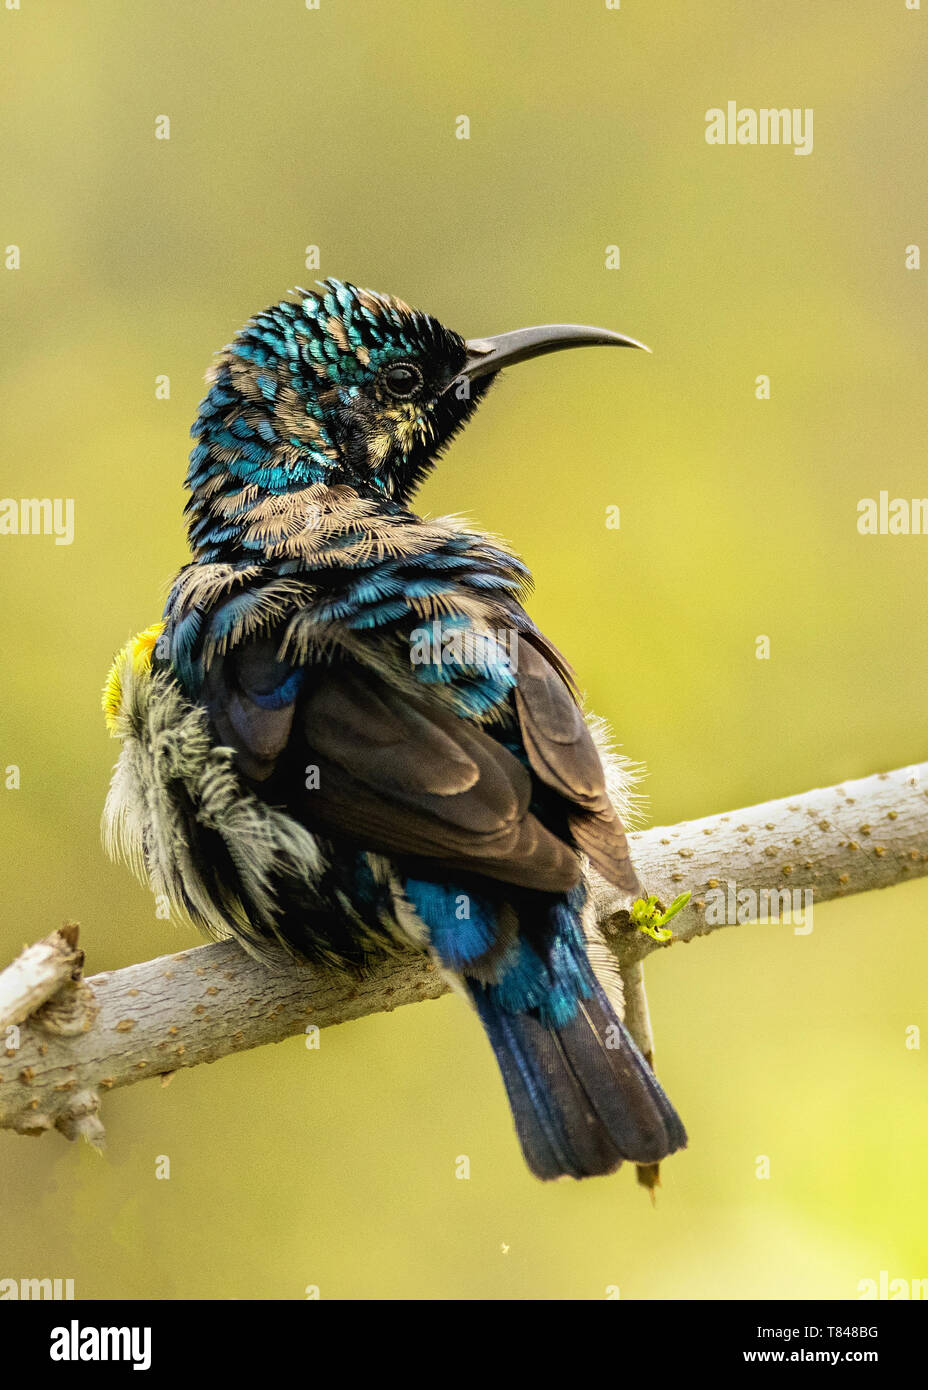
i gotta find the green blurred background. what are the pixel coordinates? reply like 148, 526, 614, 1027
1, 0, 926, 1300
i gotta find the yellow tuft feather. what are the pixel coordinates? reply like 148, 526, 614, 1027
102, 621, 166, 734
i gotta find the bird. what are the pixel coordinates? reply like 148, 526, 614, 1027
102, 279, 686, 1181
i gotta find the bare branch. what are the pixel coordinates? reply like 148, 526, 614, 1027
1, 761, 925, 1144
600, 759, 928, 963
0, 923, 83, 1031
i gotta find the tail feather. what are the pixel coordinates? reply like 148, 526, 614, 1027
470, 978, 686, 1180
410, 870, 687, 1181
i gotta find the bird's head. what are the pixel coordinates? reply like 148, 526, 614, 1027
187, 279, 648, 526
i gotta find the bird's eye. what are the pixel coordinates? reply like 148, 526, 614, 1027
381, 362, 423, 400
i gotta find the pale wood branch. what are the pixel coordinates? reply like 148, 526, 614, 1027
603, 760, 928, 960
0, 923, 83, 1031
1, 761, 925, 1145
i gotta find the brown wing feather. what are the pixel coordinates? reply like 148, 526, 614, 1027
299, 669, 579, 890
202, 640, 295, 782
204, 644, 580, 893
514, 639, 642, 895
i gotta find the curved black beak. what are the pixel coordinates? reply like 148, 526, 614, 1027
460, 323, 650, 383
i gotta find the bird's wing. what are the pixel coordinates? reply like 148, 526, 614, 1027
202, 633, 580, 893
200, 623, 639, 897
514, 635, 642, 893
